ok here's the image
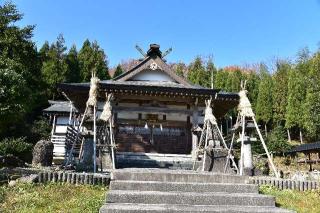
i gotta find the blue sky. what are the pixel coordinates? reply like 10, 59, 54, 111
11, 0, 320, 68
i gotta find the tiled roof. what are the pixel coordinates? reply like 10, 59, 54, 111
43, 100, 78, 113
288, 142, 320, 153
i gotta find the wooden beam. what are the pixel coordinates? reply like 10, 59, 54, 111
116, 94, 196, 104
114, 106, 194, 115
116, 118, 188, 127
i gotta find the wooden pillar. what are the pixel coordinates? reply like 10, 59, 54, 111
191, 100, 198, 160
308, 153, 312, 171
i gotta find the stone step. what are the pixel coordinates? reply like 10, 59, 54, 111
110, 180, 258, 193
100, 203, 294, 213
106, 190, 275, 207
112, 168, 248, 184
116, 159, 195, 170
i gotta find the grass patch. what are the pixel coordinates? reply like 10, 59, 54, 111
260, 185, 320, 213
0, 182, 106, 213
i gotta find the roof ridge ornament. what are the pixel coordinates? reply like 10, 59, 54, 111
135, 44, 172, 59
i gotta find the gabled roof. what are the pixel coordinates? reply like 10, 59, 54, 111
113, 52, 192, 86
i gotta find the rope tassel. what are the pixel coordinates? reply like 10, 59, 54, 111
99, 93, 113, 122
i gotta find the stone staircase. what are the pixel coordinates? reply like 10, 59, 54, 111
116, 153, 195, 170
100, 168, 294, 213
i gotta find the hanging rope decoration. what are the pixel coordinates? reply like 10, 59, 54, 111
99, 93, 113, 122
238, 81, 254, 117
86, 74, 100, 107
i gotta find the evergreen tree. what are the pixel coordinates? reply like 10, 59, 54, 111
0, 2, 42, 137
175, 63, 185, 77
285, 49, 310, 141
303, 52, 320, 140
113, 64, 123, 78
39, 41, 49, 62
187, 57, 209, 87
41, 34, 68, 99
245, 71, 260, 111
78, 39, 110, 82
65, 45, 80, 82
272, 60, 290, 125
214, 69, 229, 90
256, 64, 273, 133
225, 69, 243, 92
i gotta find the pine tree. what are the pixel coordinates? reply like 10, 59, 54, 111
256, 64, 273, 133
272, 60, 290, 125
303, 52, 320, 140
113, 64, 123, 78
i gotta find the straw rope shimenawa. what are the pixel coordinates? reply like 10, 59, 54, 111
238, 89, 255, 117
204, 98, 217, 125
86, 76, 100, 107
99, 93, 113, 122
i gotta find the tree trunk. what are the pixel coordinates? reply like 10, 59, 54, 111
264, 124, 268, 137
287, 129, 291, 142
299, 129, 303, 144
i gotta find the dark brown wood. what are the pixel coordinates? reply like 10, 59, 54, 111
114, 106, 194, 115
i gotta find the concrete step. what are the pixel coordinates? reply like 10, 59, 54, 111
100, 203, 294, 213
112, 168, 248, 184
106, 190, 275, 207
110, 180, 259, 193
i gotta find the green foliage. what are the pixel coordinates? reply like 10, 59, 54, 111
256, 64, 273, 124
214, 69, 229, 89
41, 34, 69, 99
30, 117, 51, 142
0, 137, 32, 161
260, 185, 320, 213
225, 69, 243, 92
187, 57, 210, 87
272, 60, 290, 125
78, 39, 110, 81
285, 65, 308, 130
266, 126, 291, 154
303, 52, 320, 140
244, 71, 260, 111
0, 182, 106, 212
0, 2, 43, 137
113, 64, 123, 78
206, 58, 217, 88
175, 62, 185, 77
65, 45, 80, 82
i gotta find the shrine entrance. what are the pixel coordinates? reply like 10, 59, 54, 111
116, 123, 191, 154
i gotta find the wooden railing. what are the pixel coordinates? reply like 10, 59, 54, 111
51, 125, 82, 163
